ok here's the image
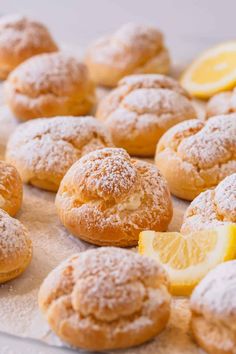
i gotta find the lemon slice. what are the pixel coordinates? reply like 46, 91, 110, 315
181, 42, 236, 98
139, 224, 236, 296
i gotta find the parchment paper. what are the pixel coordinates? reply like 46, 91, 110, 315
0, 93, 203, 353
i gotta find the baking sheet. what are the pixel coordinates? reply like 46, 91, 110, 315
0, 90, 203, 353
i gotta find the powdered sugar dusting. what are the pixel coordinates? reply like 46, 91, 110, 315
181, 173, 236, 233
6, 116, 113, 189
191, 260, 236, 326
0, 209, 30, 264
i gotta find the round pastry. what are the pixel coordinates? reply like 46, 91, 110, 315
206, 90, 236, 118
0, 14, 58, 80
6, 116, 113, 192
38, 247, 171, 351
96, 74, 196, 156
0, 209, 32, 283
190, 260, 236, 354
0, 160, 22, 216
85, 23, 171, 87
181, 173, 236, 234
4, 52, 95, 121
155, 114, 236, 201
55, 147, 173, 246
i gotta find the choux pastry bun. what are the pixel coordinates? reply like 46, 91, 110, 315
0, 209, 32, 283
96, 74, 196, 156
0, 14, 58, 80
0, 160, 22, 216
38, 247, 171, 351
206, 89, 236, 118
4, 52, 95, 121
191, 260, 236, 354
6, 116, 113, 192
181, 173, 236, 234
55, 147, 173, 246
85, 23, 171, 87
155, 114, 236, 201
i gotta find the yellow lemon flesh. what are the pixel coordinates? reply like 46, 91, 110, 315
181, 42, 236, 98
138, 224, 236, 296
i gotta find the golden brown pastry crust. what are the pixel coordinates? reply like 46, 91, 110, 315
55, 147, 173, 247
181, 173, 236, 234
155, 114, 236, 201
6, 116, 113, 192
0, 209, 32, 283
38, 247, 171, 351
190, 261, 236, 354
0, 14, 58, 80
4, 52, 95, 121
96, 74, 196, 156
206, 90, 236, 118
85, 23, 171, 87
0, 160, 22, 216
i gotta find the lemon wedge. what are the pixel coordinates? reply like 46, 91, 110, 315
138, 224, 236, 296
181, 42, 236, 98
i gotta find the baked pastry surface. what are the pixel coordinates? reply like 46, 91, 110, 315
191, 260, 236, 354
6, 116, 113, 192
181, 173, 236, 233
85, 23, 171, 87
206, 90, 236, 118
0, 14, 58, 80
155, 114, 236, 200
55, 147, 173, 246
0, 209, 32, 283
96, 74, 196, 156
38, 247, 171, 350
0, 160, 22, 216
4, 52, 95, 121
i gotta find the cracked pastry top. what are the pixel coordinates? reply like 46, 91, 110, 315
0, 14, 58, 80
0, 160, 22, 216
190, 260, 236, 354
55, 147, 173, 247
4, 52, 95, 121
155, 114, 236, 201
5, 116, 113, 192
206, 89, 236, 118
38, 247, 171, 351
85, 23, 171, 87
0, 209, 32, 283
181, 173, 236, 233
96, 74, 196, 156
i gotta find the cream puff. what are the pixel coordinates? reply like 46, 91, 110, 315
96, 74, 196, 156
38, 247, 171, 350
85, 23, 171, 87
0, 209, 32, 283
181, 173, 236, 234
155, 114, 236, 201
6, 116, 113, 192
4, 52, 95, 121
191, 260, 236, 354
55, 147, 173, 246
0, 14, 58, 80
0, 160, 22, 216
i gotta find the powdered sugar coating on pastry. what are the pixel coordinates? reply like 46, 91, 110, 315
85, 23, 171, 87
4, 52, 95, 121
190, 260, 236, 353
6, 116, 113, 192
206, 89, 236, 118
38, 247, 171, 350
55, 147, 173, 246
181, 173, 236, 233
96, 74, 196, 156
0, 160, 22, 216
0, 14, 58, 79
155, 114, 236, 200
